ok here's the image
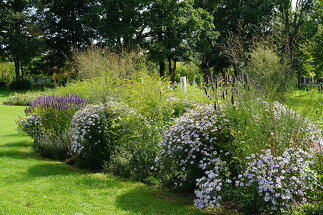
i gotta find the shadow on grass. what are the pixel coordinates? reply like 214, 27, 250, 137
0, 132, 27, 138
0, 150, 31, 159
0, 89, 13, 100
24, 163, 129, 190
26, 163, 76, 178
115, 186, 206, 215
0, 141, 30, 148
0, 140, 34, 158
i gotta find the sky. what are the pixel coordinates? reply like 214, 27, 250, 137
292, 0, 297, 10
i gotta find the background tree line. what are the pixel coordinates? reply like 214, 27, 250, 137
0, 0, 322, 84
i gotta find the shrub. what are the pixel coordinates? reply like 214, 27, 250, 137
18, 94, 86, 160
155, 95, 321, 213
120, 73, 174, 122
71, 103, 122, 169
194, 148, 319, 214
72, 101, 164, 178
17, 113, 41, 139
155, 104, 231, 191
3, 91, 48, 106
9, 80, 32, 90
246, 44, 291, 97
34, 129, 72, 160
239, 148, 318, 213
26, 95, 87, 132
222, 91, 321, 159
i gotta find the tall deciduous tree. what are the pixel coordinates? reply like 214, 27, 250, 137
278, 0, 315, 75
145, 0, 217, 82
196, 0, 278, 75
37, 0, 95, 68
88, 0, 149, 49
0, 0, 41, 81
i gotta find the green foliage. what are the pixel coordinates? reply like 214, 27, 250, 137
0, 61, 14, 82
34, 129, 72, 160
120, 73, 173, 122
9, 80, 31, 90
246, 44, 290, 97
3, 91, 47, 106
221, 88, 319, 162
300, 24, 323, 78
300, 203, 323, 215
0, 0, 43, 80
31, 107, 75, 133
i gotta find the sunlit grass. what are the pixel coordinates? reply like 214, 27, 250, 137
285, 89, 322, 128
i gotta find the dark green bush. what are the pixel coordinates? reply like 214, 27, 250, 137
9, 80, 31, 90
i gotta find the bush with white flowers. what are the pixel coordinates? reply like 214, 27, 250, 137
193, 157, 230, 209
71, 102, 125, 168
241, 148, 318, 213
156, 98, 321, 213
17, 113, 41, 138
155, 104, 231, 190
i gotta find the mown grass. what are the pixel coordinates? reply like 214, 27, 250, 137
284, 89, 322, 128
0, 89, 207, 215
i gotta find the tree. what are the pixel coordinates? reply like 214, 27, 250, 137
297, 0, 322, 78
196, 0, 278, 76
145, 0, 217, 82
36, 0, 95, 70
277, 0, 316, 75
88, 0, 149, 49
0, 0, 42, 81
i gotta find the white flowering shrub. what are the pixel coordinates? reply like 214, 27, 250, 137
71, 103, 123, 169
193, 148, 319, 214
17, 113, 41, 138
241, 148, 318, 213
155, 104, 232, 190
193, 158, 230, 209
156, 97, 321, 213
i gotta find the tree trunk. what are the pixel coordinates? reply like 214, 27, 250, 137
21, 64, 25, 80
201, 55, 211, 84
14, 57, 20, 81
168, 57, 172, 81
159, 61, 165, 77
168, 57, 177, 83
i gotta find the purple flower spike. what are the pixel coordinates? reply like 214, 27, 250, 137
26, 94, 87, 113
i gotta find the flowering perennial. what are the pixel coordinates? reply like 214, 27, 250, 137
17, 113, 41, 138
193, 157, 229, 209
155, 104, 229, 188
71, 104, 106, 155
26, 94, 87, 113
241, 148, 318, 212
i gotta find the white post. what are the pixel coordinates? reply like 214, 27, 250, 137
180, 76, 187, 92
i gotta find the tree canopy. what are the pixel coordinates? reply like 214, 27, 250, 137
0, 0, 322, 81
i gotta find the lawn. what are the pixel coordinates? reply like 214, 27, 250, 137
0, 89, 207, 215
284, 89, 322, 127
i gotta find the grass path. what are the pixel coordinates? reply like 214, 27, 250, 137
0, 93, 205, 215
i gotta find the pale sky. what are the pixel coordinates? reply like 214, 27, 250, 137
292, 0, 297, 10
